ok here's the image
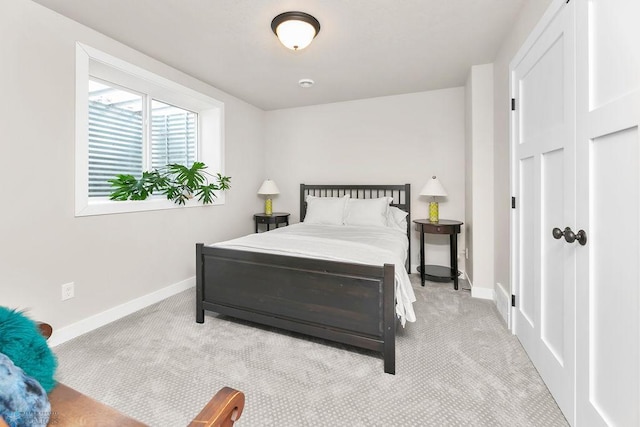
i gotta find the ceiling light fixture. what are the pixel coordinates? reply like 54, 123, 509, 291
271, 11, 321, 51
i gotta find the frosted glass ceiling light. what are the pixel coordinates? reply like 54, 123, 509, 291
271, 11, 321, 51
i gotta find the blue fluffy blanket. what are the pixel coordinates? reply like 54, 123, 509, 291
0, 308, 56, 392
0, 352, 50, 427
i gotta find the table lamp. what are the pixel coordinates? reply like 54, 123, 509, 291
257, 179, 280, 215
420, 176, 447, 223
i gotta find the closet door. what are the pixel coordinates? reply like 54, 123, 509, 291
511, 1, 575, 423
575, 1, 640, 425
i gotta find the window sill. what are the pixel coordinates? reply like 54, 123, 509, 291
75, 194, 226, 217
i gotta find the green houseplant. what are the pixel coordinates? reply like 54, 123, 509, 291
109, 162, 230, 205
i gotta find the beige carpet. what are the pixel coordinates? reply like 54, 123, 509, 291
53, 275, 568, 426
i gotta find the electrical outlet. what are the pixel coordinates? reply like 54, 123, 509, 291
61, 282, 74, 301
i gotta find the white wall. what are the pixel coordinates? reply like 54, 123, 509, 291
264, 88, 466, 273
465, 64, 495, 297
0, 0, 265, 331
493, 0, 554, 320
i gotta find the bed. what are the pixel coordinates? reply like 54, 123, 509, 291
196, 184, 412, 374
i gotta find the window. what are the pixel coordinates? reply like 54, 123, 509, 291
75, 43, 224, 216
88, 80, 144, 198
87, 81, 198, 198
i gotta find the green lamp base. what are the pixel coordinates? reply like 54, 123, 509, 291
429, 201, 439, 223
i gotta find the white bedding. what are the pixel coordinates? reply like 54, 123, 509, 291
209, 223, 416, 325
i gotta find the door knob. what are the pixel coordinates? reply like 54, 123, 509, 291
552, 227, 564, 240
552, 227, 587, 246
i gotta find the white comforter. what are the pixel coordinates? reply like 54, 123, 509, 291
209, 223, 416, 325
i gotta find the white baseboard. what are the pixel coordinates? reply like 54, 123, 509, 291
48, 277, 195, 347
462, 270, 472, 288
494, 282, 511, 327
461, 271, 494, 300
471, 285, 495, 300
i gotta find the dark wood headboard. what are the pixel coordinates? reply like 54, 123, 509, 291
299, 183, 411, 272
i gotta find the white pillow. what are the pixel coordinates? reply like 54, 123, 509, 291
344, 197, 392, 227
304, 195, 350, 225
387, 206, 408, 233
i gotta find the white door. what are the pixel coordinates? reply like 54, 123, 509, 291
511, 1, 575, 424
575, 0, 640, 425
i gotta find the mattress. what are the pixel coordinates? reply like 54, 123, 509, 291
209, 223, 416, 325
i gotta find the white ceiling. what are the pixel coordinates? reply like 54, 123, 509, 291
32, 0, 526, 111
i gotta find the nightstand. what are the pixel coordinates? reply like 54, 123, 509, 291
254, 212, 290, 233
413, 219, 463, 289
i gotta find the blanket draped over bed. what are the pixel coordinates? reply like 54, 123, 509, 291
211, 223, 416, 325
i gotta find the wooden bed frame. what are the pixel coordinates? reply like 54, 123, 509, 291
196, 184, 411, 374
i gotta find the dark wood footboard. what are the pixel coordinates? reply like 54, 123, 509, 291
196, 244, 396, 374
196, 183, 410, 375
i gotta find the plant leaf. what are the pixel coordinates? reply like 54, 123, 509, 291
108, 174, 150, 200
110, 163, 231, 205
216, 173, 231, 190
195, 184, 217, 204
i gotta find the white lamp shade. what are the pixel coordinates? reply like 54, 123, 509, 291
420, 176, 448, 197
257, 179, 280, 195
275, 20, 317, 50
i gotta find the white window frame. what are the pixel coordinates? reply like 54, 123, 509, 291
75, 43, 225, 216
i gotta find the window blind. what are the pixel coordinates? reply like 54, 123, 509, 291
88, 101, 143, 197
88, 99, 197, 198
151, 102, 197, 169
